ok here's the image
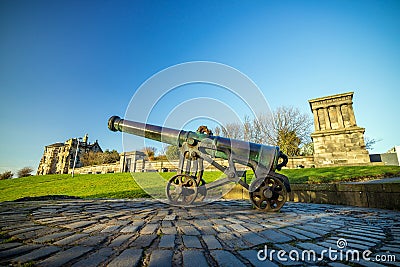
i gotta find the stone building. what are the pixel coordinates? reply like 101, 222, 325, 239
370, 146, 400, 166
309, 92, 370, 166
37, 134, 102, 175
120, 151, 146, 173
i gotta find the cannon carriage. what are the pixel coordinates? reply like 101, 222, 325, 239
108, 116, 291, 211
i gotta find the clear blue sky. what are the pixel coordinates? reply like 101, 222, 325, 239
1, 0, 399, 174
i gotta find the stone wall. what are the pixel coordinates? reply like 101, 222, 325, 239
285, 156, 315, 168
142, 159, 250, 172
286, 183, 400, 210
36, 143, 64, 175
71, 155, 317, 174
69, 162, 120, 174
370, 153, 399, 166
71, 158, 252, 174
223, 183, 400, 210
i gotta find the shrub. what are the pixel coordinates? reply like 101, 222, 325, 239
81, 150, 120, 166
17, 167, 33, 178
0, 171, 13, 180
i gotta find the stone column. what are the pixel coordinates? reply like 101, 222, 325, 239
141, 159, 145, 172
348, 104, 357, 126
120, 153, 125, 172
323, 107, 331, 130
341, 104, 350, 127
336, 105, 344, 128
133, 159, 137, 172
312, 109, 320, 131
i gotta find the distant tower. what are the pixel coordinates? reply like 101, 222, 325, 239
83, 133, 88, 143
309, 92, 370, 166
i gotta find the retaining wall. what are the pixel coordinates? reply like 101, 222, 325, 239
223, 183, 400, 210
70, 162, 120, 174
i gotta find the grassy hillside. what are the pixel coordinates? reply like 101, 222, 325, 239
0, 165, 399, 202
0, 171, 225, 202
0, 173, 146, 202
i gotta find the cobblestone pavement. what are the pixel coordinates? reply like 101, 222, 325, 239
0, 199, 399, 267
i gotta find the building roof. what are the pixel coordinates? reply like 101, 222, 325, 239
46, 142, 64, 148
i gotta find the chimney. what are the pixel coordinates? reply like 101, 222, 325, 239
83, 133, 88, 143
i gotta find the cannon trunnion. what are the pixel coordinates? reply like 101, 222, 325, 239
108, 116, 291, 211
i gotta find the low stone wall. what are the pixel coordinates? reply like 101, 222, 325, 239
223, 183, 400, 210
143, 159, 251, 172
70, 162, 120, 174
370, 153, 399, 166
288, 183, 400, 210
285, 156, 315, 168
73, 155, 320, 175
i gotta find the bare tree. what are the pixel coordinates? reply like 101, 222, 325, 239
220, 122, 244, 139
251, 113, 275, 144
214, 106, 313, 157
252, 106, 312, 156
272, 106, 312, 145
214, 126, 221, 136
364, 136, 382, 151
142, 147, 157, 160
243, 115, 252, 142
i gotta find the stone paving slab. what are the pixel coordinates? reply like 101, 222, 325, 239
0, 199, 399, 266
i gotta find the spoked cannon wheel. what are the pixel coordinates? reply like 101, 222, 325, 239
166, 174, 198, 206
250, 176, 287, 212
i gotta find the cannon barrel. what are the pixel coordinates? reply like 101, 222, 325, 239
108, 116, 287, 171
108, 116, 183, 146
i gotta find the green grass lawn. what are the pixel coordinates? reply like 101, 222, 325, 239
0, 171, 227, 202
0, 165, 399, 202
278, 165, 400, 184
0, 173, 148, 202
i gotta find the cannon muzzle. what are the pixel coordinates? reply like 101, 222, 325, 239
108, 115, 183, 146
108, 116, 121, 132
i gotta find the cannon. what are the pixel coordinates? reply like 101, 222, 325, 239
108, 116, 291, 211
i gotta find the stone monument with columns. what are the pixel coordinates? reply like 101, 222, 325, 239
309, 92, 370, 166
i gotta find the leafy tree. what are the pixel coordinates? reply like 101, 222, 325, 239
17, 167, 33, 178
81, 151, 104, 166
300, 142, 314, 156
103, 149, 120, 163
277, 130, 301, 156
0, 171, 13, 180
165, 145, 180, 160
81, 150, 120, 166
